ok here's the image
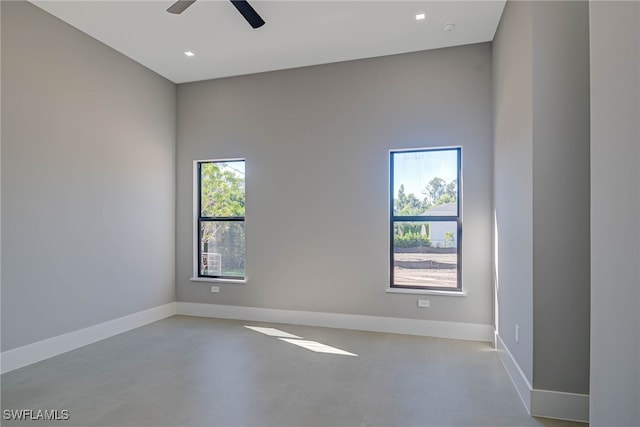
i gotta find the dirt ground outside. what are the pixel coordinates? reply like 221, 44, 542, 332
393, 252, 457, 287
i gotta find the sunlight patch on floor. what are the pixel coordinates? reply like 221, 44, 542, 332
278, 338, 358, 356
245, 325, 357, 356
244, 326, 302, 338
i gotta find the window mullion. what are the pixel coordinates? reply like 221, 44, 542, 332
199, 217, 245, 222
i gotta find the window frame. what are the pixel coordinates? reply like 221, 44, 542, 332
194, 158, 246, 282
389, 147, 462, 292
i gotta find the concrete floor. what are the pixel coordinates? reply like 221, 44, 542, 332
1, 316, 586, 427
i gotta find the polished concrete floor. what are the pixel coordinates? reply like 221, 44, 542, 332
1, 316, 586, 427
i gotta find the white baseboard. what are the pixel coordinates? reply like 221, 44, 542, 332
496, 333, 533, 413
496, 333, 589, 423
175, 302, 493, 342
1, 302, 176, 374
531, 389, 589, 423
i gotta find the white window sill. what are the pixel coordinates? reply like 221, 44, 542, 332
385, 288, 466, 297
190, 277, 247, 284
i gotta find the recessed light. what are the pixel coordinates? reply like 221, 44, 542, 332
415, 13, 426, 21
184, 51, 195, 57
442, 23, 456, 32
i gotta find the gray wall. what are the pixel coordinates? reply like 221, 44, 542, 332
176, 44, 494, 325
493, 0, 590, 394
589, 2, 640, 425
531, 1, 590, 394
1, 2, 176, 351
492, 0, 535, 384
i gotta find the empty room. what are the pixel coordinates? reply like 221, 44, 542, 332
1, 0, 638, 426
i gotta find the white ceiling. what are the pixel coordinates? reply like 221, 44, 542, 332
32, 1, 505, 84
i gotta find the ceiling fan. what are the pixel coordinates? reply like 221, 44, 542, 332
167, 0, 265, 29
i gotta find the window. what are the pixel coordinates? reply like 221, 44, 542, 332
196, 160, 245, 280
390, 148, 461, 291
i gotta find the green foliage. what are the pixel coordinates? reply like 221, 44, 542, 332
394, 178, 457, 215
445, 179, 457, 199
395, 184, 424, 215
200, 162, 245, 218
431, 179, 457, 206
424, 177, 446, 206
394, 223, 431, 248
394, 231, 432, 248
396, 222, 429, 235
434, 193, 456, 206
444, 231, 455, 248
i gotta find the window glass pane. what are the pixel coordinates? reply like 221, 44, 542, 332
393, 221, 457, 288
393, 150, 458, 217
200, 161, 245, 217
200, 221, 245, 278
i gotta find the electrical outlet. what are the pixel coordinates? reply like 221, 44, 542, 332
418, 299, 430, 308
211, 286, 220, 293
515, 324, 519, 343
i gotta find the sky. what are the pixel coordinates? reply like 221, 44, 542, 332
220, 160, 245, 178
392, 149, 458, 199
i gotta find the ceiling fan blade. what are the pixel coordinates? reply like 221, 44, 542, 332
167, 0, 197, 14
230, 0, 265, 29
